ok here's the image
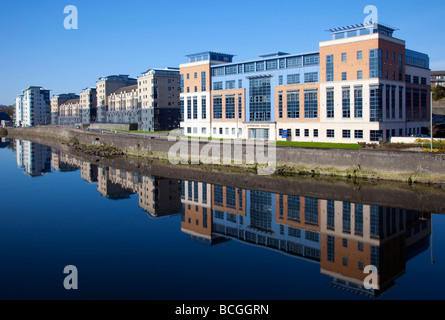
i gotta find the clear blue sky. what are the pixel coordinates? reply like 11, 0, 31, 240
0, 0, 444, 105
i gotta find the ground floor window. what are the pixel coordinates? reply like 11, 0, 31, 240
327, 129, 335, 138
343, 130, 351, 139
355, 130, 363, 139
370, 130, 383, 142
248, 128, 269, 140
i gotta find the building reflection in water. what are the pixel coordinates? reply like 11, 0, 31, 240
13, 142, 433, 298
181, 181, 432, 298
15, 140, 51, 177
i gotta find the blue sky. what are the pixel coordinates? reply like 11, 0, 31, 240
0, 0, 444, 105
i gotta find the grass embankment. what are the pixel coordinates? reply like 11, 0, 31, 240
276, 141, 363, 150
114, 129, 171, 134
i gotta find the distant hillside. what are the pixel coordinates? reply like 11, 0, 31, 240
0, 105, 13, 118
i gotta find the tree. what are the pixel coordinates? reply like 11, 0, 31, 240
432, 85, 445, 101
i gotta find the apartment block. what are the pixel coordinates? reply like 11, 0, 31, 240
50, 93, 79, 126
80, 87, 97, 124
138, 68, 181, 132
15, 140, 51, 177
58, 97, 81, 125
107, 85, 139, 125
15, 87, 51, 127
180, 23, 431, 143
96, 75, 138, 123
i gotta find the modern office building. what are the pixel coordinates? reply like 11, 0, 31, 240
15, 87, 51, 127
180, 23, 431, 143
50, 93, 79, 126
96, 75, 138, 123
431, 71, 445, 87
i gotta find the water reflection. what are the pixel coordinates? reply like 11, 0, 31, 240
10, 140, 434, 298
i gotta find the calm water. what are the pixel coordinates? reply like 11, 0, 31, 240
0, 138, 444, 300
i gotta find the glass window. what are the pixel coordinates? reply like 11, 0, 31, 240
326, 55, 334, 82
304, 91, 318, 119
287, 74, 300, 85
213, 82, 223, 90
295, 129, 300, 137
286, 57, 302, 68
287, 92, 300, 119
357, 70, 363, 80
357, 51, 363, 61
355, 130, 364, 139
354, 88, 363, 118
342, 72, 347, 81
370, 49, 383, 78
304, 55, 319, 66
226, 80, 235, 90
343, 130, 351, 138
304, 72, 318, 83
370, 86, 383, 122
244, 63, 255, 73
225, 96, 235, 119
225, 65, 237, 75
327, 129, 335, 138
256, 61, 265, 71
213, 96, 222, 119
266, 60, 278, 70
249, 78, 271, 122
342, 53, 347, 62
342, 89, 350, 118
202, 97, 207, 119
327, 90, 334, 119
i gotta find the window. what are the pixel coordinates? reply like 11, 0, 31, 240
244, 63, 255, 73
187, 73, 190, 80
238, 79, 242, 89
225, 66, 237, 75
370, 49, 382, 78
342, 89, 350, 118
305, 129, 309, 137
304, 55, 319, 66
194, 72, 198, 79
358, 242, 364, 251
370, 86, 383, 122
357, 70, 363, 80
238, 95, 243, 119
225, 96, 235, 119
343, 130, 351, 139
219, 128, 223, 135
213, 96, 222, 119
406, 75, 411, 83
304, 198, 319, 226
326, 90, 334, 119
202, 97, 207, 119
287, 92, 300, 119
355, 130, 363, 139
399, 87, 403, 119
370, 130, 383, 142
304, 90, 318, 119
180, 99, 184, 121
343, 257, 348, 266
256, 61, 265, 71
193, 98, 198, 119
343, 202, 351, 233
313, 129, 319, 138
304, 72, 318, 83
187, 97, 192, 119
421, 77, 427, 85
326, 55, 334, 82
327, 236, 335, 262
354, 88, 363, 118
295, 129, 300, 137
226, 81, 235, 90
249, 78, 271, 122
327, 129, 335, 138
287, 74, 300, 85
278, 92, 283, 119
342, 53, 347, 62
279, 75, 283, 86
357, 51, 363, 61
286, 57, 302, 68
201, 72, 206, 91
213, 82, 223, 90
343, 239, 348, 248
342, 72, 347, 81
266, 60, 278, 70
413, 76, 419, 84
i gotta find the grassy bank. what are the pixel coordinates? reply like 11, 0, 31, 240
276, 141, 363, 149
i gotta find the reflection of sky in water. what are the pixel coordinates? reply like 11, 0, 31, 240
0, 140, 443, 300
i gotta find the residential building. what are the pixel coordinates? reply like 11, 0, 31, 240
96, 75, 137, 123
50, 93, 78, 126
15, 140, 51, 177
80, 88, 97, 124
15, 87, 51, 127
180, 23, 431, 143
138, 68, 181, 132
58, 97, 81, 125
107, 85, 140, 125
431, 71, 445, 87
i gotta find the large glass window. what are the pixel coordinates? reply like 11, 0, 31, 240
226, 80, 235, 90
343, 202, 351, 233
370, 86, 383, 122
225, 96, 235, 119
355, 204, 364, 234
304, 198, 319, 226
193, 98, 198, 119
238, 95, 243, 119
213, 82, 223, 90
201, 72, 206, 91
327, 200, 335, 230
304, 55, 319, 66
244, 63, 255, 73
286, 57, 302, 68
187, 97, 192, 120
406, 87, 412, 119
342, 88, 350, 118
249, 77, 271, 122
288, 196, 300, 222
326, 90, 334, 118
278, 92, 283, 119
354, 88, 363, 118
287, 91, 300, 119
287, 74, 300, 85
266, 60, 278, 70
304, 72, 318, 83
202, 97, 207, 119
369, 49, 383, 78
225, 66, 237, 75
304, 90, 318, 119
213, 96, 222, 119
326, 55, 334, 82
180, 98, 184, 121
